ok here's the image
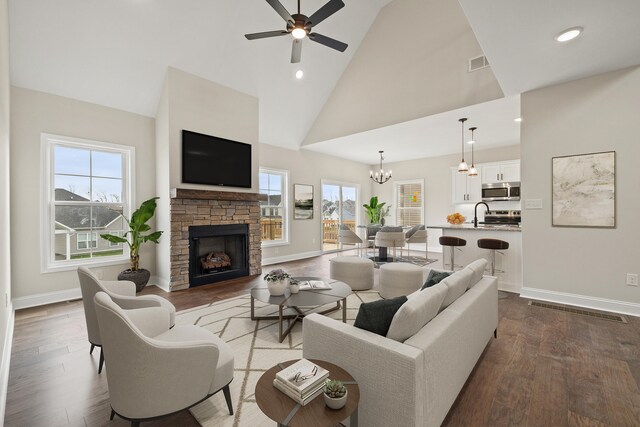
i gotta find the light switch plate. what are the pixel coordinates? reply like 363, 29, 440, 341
524, 199, 543, 210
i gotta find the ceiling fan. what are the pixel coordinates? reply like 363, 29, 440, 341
245, 0, 348, 63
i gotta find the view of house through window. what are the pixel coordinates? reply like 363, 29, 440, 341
259, 169, 288, 245
321, 182, 358, 252
396, 180, 424, 226
43, 135, 132, 269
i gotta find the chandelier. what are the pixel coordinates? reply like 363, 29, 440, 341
370, 150, 392, 184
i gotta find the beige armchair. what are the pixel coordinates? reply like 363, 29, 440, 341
77, 266, 176, 373
94, 292, 234, 427
338, 224, 363, 255
404, 226, 428, 260
374, 227, 406, 261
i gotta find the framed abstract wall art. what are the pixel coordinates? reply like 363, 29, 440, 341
294, 184, 314, 220
552, 151, 615, 228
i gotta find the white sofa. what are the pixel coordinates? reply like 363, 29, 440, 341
303, 260, 498, 427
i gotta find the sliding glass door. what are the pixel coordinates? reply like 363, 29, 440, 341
321, 181, 359, 253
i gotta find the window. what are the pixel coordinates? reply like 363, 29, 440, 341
108, 231, 122, 247
395, 180, 424, 226
41, 134, 134, 272
259, 168, 288, 246
77, 232, 98, 250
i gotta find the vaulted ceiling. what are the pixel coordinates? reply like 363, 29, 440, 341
8, 0, 640, 158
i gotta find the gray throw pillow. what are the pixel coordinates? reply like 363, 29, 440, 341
422, 270, 451, 290
354, 296, 408, 336
405, 224, 421, 238
380, 226, 403, 232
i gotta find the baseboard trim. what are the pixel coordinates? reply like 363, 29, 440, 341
520, 287, 640, 317
498, 281, 521, 294
150, 276, 170, 292
12, 288, 82, 310
262, 250, 323, 266
0, 303, 15, 424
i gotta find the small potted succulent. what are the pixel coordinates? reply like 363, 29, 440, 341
323, 379, 347, 410
263, 268, 291, 296
289, 278, 300, 294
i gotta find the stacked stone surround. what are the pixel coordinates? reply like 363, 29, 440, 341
169, 189, 266, 291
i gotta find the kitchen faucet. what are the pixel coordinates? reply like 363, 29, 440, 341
474, 202, 490, 228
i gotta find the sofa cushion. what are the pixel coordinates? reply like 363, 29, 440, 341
465, 259, 488, 289
354, 296, 408, 336
440, 268, 473, 309
422, 270, 451, 290
386, 282, 448, 342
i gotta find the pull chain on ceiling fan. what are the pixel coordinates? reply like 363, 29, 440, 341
245, 0, 348, 63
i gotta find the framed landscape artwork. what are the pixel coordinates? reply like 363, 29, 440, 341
294, 184, 314, 220
552, 151, 616, 228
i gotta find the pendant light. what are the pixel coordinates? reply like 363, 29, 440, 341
457, 118, 469, 173
468, 126, 478, 177
370, 150, 392, 184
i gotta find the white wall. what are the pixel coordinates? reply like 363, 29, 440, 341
0, 0, 13, 417
154, 68, 259, 287
373, 145, 521, 250
10, 87, 157, 300
521, 66, 640, 310
260, 143, 372, 262
303, 0, 503, 145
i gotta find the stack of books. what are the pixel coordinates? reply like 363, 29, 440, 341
273, 359, 329, 405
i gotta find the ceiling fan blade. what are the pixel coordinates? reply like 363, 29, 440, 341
266, 0, 294, 25
308, 32, 348, 52
291, 39, 302, 63
307, 0, 345, 27
245, 30, 289, 40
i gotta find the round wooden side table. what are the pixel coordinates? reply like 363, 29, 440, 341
255, 359, 360, 427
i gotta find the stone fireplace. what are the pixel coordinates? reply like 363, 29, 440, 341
169, 189, 265, 291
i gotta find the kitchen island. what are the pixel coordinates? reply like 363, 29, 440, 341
427, 224, 522, 293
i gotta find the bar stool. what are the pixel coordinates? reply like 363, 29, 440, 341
477, 238, 509, 299
439, 236, 466, 271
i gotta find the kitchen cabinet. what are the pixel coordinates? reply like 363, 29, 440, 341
482, 161, 520, 184
452, 168, 482, 203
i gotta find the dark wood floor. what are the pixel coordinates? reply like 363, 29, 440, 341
5, 253, 640, 426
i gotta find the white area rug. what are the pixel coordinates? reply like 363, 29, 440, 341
175, 290, 382, 426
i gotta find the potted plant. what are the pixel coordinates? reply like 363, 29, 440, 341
100, 197, 163, 292
263, 268, 290, 296
323, 379, 347, 410
363, 196, 392, 225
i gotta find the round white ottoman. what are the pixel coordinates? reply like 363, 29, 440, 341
379, 263, 424, 299
330, 256, 374, 291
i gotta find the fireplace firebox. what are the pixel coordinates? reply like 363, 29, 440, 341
188, 224, 249, 287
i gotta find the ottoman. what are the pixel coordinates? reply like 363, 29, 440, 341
379, 263, 424, 299
330, 256, 374, 290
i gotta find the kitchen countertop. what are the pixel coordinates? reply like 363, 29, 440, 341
427, 224, 522, 232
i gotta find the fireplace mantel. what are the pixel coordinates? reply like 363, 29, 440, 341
171, 188, 267, 202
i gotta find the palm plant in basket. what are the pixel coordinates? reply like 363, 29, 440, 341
100, 197, 163, 292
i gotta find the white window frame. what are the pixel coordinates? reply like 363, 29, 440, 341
394, 179, 425, 226
41, 133, 135, 273
259, 167, 290, 247
320, 179, 361, 254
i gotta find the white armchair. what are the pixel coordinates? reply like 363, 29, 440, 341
77, 266, 176, 373
374, 226, 406, 261
93, 292, 234, 427
338, 224, 363, 255
404, 226, 428, 260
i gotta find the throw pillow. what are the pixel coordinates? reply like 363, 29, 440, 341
386, 282, 448, 342
440, 268, 473, 310
422, 270, 451, 290
354, 296, 408, 336
380, 226, 403, 232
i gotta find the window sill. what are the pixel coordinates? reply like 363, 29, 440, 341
42, 256, 131, 274
261, 241, 290, 248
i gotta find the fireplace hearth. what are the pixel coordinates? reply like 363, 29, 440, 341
189, 224, 249, 287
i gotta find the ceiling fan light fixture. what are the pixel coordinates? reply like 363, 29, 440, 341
292, 27, 307, 39
555, 27, 582, 42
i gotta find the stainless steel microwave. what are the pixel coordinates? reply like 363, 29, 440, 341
482, 182, 521, 202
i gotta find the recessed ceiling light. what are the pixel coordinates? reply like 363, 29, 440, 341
514, 117, 522, 122
295, 69, 304, 79
555, 27, 583, 42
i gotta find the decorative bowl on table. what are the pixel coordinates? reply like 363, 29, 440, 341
446, 213, 465, 226
264, 269, 290, 296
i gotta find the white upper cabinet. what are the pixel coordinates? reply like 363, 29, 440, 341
452, 168, 482, 204
481, 160, 520, 184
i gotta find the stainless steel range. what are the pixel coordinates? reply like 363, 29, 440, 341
482, 210, 521, 225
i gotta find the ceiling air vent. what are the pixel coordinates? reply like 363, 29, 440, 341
468, 55, 489, 72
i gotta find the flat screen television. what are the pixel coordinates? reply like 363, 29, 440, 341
182, 130, 252, 188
